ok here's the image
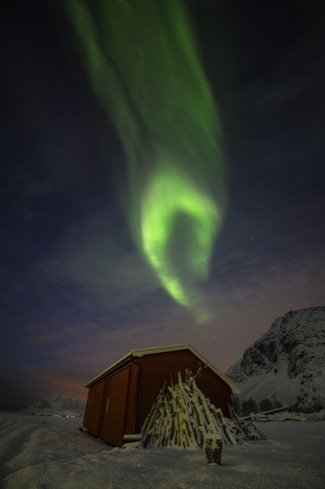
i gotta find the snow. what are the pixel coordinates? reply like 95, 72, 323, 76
226, 306, 325, 412
87, 343, 239, 393
19, 393, 85, 417
1, 413, 324, 488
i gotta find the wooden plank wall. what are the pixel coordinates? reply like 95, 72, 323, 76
134, 350, 232, 432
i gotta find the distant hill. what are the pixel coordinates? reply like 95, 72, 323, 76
19, 393, 86, 416
226, 306, 325, 414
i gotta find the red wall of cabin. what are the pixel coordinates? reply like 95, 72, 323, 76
84, 362, 140, 446
99, 367, 130, 447
84, 349, 233, 446
88, 382, 105, 437
134, 350, 232, 433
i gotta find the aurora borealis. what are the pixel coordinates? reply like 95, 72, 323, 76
1, 0, 324, 410
141, 164, 221, 323
63, 0, 224, 320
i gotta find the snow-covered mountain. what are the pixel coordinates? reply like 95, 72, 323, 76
226, 306, 325, 414
20, 393, 86, 416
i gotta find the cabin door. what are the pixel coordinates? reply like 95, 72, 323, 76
99, 367, 130, 446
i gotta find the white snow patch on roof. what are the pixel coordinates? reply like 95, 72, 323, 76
86, 343, 240, 393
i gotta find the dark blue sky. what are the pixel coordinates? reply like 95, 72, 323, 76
1, 0, 324, 410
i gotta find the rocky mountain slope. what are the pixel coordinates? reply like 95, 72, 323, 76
20, 393, 86, 416
226, 306, 325, 413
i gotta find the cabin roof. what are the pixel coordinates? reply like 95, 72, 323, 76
85, 343, 240, 393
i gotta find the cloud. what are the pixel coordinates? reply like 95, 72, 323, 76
36, 212, 158, 311
2, 244, 323, 411
40, 245, 325, 379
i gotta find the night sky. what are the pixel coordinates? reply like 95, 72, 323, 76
1, 0, 324, 411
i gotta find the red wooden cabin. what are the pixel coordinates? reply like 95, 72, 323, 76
83, 343, 239, 447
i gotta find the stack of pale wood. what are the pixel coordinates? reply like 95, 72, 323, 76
141, 369, 237, 449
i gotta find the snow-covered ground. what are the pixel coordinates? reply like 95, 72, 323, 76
1, 413, 324, 489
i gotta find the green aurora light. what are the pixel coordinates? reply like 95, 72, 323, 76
63, 0, 225, 322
